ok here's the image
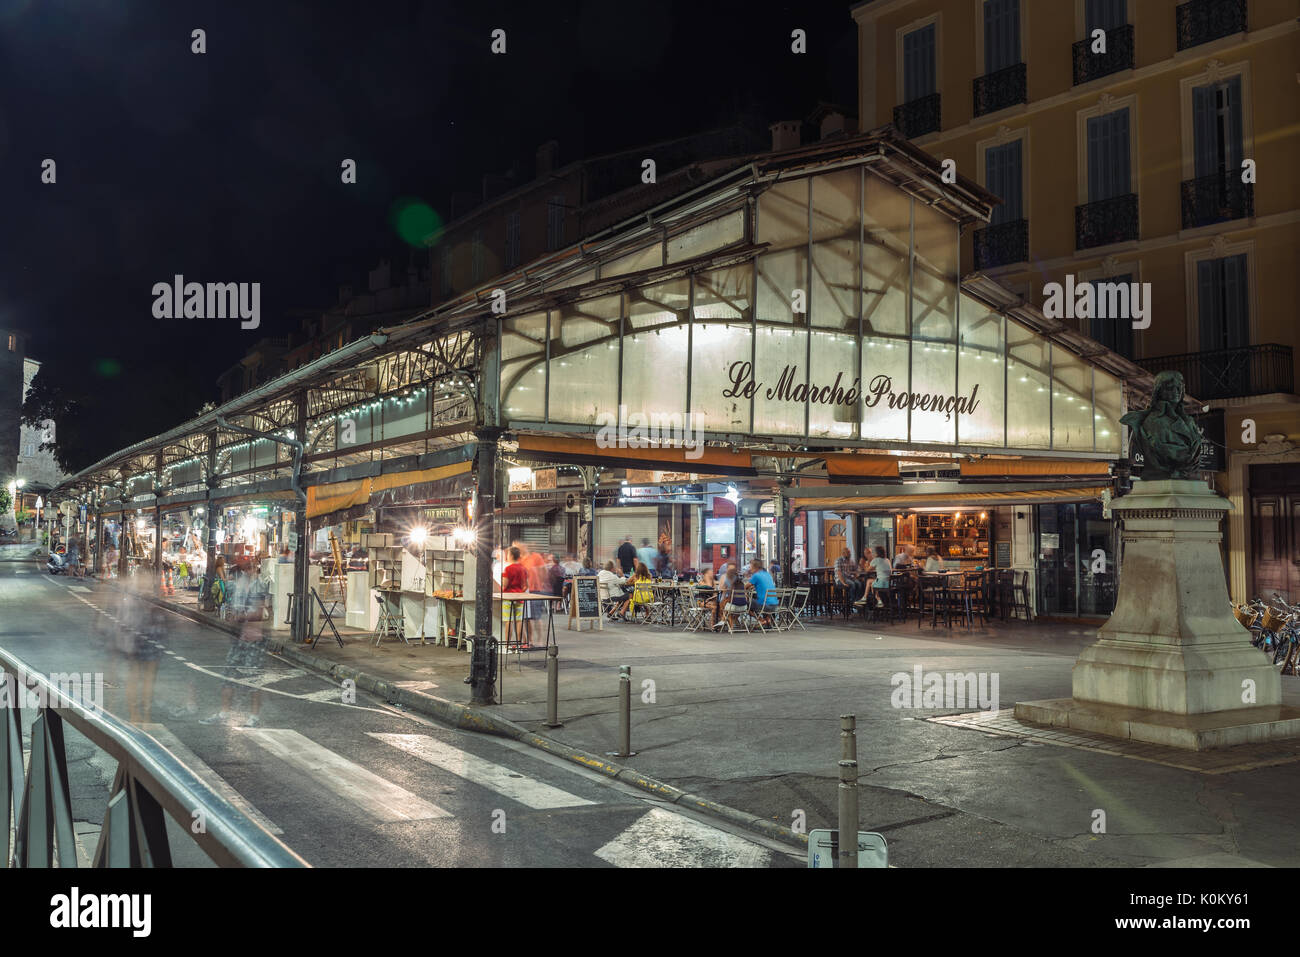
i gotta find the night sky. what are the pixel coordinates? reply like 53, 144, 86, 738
0, 0, 855, 471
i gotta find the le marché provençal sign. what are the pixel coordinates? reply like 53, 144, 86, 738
723, 361, 980, 422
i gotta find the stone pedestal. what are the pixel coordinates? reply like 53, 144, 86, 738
1016, 479, 1300, 749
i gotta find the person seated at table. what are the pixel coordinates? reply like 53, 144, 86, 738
499, 546, 531, 647
924, 547, 943, 573
857, 546, 895, 608
835, 547, 865, 605
613, 562, 652, 621
714, 563, 746, 630
748, 559, 779, 627
597, 561, 627, 615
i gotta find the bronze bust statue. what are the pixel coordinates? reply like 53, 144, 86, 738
1120, 370, 1204, 480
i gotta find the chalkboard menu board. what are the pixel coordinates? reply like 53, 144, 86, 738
569, 575, 602, 631
995, 541, 1012, 568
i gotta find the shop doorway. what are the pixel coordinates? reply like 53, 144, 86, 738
1250, 464, 1300, 603
823, 516, 847, 565
1036, 502, 1116, 618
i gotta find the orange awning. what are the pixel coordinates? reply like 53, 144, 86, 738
791, 485, 1109, 511
306, 479, 371, 520
822, 453, 901, 478
960, 459, 1111, 477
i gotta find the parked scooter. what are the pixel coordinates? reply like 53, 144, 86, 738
47, 550, 69, 575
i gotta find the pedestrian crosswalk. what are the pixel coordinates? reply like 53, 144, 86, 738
221, 727, 779, 867
369, 732, 596, 809
240, 728, 453, 822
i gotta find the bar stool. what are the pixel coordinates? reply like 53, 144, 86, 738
1012, 570, 1033, 622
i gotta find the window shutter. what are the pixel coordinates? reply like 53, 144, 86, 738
1112, 108, 1131, 196
1197, 259, 1221, 351
984, 0, 1020, 73
1192, 85, 1217, 179
903, 25, 935, 101
1222, 254, 1248, 349
1086, 0, 1126, 35
1224, 76, 1244, 172
1087, 114, 1105, 202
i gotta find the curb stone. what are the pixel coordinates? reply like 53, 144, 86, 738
124, 584, 808, 854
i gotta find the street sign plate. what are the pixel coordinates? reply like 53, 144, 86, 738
807, 829, 888, 869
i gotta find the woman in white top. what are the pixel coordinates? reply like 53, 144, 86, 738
923, 547, 943, 573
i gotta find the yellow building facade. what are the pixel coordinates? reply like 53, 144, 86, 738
852, 0, 1300, 603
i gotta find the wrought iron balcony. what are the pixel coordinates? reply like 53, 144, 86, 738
1176, 0, 1247, 51
973, 63, 1026, 117
1137, 344, 1293, 400
973, 219, 1029, 271
1075, 193, 1139, 250
1181, 171, 1254, 229
892, 93, 941, 138
1072, 24, 1134, 85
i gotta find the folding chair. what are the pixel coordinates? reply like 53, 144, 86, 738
777, 585, 811, 631
680, 584, 709, 632
374, 593, 406, 645
719, 583, 750, 634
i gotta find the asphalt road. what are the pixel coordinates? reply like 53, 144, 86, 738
0, 562, 800, 868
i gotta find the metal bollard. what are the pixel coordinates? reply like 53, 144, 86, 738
840, 714, 856, 764
608, 664, 635, 757
545, 645, 562, 728
837, 759, 858, 869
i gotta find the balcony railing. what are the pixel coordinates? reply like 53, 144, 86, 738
973, 219, 1029, 271
1138, 344, 1293, 400
893, 93, 941, 138
1176, 0, 1247, 51
1181, 171, 1254, 229
1075, 193, 1139, 250
973, 63, 1027, 117
1072, 23, 1134, 85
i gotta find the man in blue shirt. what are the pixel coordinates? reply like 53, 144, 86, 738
748, 559, 779, 627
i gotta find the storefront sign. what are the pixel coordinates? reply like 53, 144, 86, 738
424, 507, 462, 523
724, 363, 981, 423
1195, 409, 1225, 473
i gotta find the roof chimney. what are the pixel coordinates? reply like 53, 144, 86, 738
769, 121, 801, 153
819, 110, 849, 140
536, 140, 559, 178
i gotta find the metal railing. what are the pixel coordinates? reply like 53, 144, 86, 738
973, 218, 1029, 271
1072, 24, 1134, 85
973, 63, 1026, 117
1, 647, 308, 868
1181, 171, 1254, 229
1075, 193, 1139, 250
1137, 343, 1294, 400
892, 93, 941, 139
1176, 0, 1247, 51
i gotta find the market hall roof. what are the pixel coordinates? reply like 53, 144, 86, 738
56, 126, 1182, 501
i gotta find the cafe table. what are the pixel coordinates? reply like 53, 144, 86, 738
492, 591, 564, 652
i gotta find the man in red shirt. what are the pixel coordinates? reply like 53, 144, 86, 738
499, 546, 530, 647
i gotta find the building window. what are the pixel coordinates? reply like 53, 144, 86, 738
974, 138, 1029, 269
471, 228, 485, 282
1197, 253, 1249, 352
1076, 104, 1138, 249
983, 0, 1020, 74
506, 211, 521, 269
547, 196, 565, 251
1086, 108, 1130, 202
902, 24, 936, 103
1089, 273, 1134, 358
439, 244, 451, 295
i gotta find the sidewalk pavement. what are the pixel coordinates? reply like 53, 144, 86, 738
135, 577, 1300, 867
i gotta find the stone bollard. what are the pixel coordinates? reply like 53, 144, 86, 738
837, 759, 858, 869
545, 645, 562, 728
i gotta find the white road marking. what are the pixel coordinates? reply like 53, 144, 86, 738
139, 723, 283, 835
594, 807, 772, 868
239, 728, 451, 822
393, 680, 439, 692
70, 585, 92, 593
369, 733, 596, 809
